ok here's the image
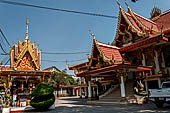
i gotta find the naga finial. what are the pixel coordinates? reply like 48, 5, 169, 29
125, 0, 129, 7
116, 0, 121, 7
88, 29, 96, 39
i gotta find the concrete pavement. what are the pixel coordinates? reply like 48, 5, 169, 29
5, 96, 170, 113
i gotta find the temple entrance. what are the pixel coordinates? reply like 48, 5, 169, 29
11, 77, 40, 107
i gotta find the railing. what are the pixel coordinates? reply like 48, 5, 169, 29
99, 84, 119, 99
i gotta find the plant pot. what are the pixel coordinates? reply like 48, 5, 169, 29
2, 108, 10, 113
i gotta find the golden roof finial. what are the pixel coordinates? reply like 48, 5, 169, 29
88, 29, 96, 39
25, 17, 29, 40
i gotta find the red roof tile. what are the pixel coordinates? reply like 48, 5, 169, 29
125, 12, 142, 32
97, 42, 122, 63
133, 12, 159, 32
155, 10, 170, 31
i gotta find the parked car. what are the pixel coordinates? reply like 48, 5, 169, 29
149, 81, 170, 108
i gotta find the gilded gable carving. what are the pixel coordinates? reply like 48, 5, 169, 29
10, 39, 41, 70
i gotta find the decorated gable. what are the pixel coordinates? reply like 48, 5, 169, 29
17, 52, 36, 70
10, 18, 41, 71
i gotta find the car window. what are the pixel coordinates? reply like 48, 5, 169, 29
162, 83, 170, 88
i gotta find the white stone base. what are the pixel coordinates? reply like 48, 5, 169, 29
2, 108, 10, 113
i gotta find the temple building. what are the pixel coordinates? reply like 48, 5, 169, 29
69, 1, 170, 102
0, 18, 51, 107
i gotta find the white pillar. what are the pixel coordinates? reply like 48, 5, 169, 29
73, 89, 75, 96
154, 50, 160, 74
120, 75, 125, 97
79, 87, 82, 97
93, 87, 95, 97
158, 78, 161, 88
104, 85, 107, 90
61, 88, 62, 95
142, 53, 146, 66
96, 77, 99, 96
96, 86, 99, 97
84, 87, 87, 97
79, 78, 82, 97
88, 81, 92, 98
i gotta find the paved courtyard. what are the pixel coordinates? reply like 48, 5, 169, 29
24, 96, 170, 113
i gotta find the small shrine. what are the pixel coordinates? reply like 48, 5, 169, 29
0, 18, 51, 107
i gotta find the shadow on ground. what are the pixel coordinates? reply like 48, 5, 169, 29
13, 97, 170, 113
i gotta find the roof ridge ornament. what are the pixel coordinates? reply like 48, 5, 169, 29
116, 0, 121, 8
125, 0, 129, 8
88, 29, 96, 39
25, 17, 29, 40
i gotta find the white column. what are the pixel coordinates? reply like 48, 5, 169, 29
96, 77, 99, 96
142, 53, 146, 66
154, 50, 160, 74
96, 86, 99, 97
79, 87, 82, 97
158, 78, 161, 88
84, 87, 87, 97
61, 88, 63, 95
88, 81, 92, 98
104, 85, 107, 90
79, 78, 82, 97
73, 89, 75, 96
93, 87, 95, 97
120, 75, 125, 97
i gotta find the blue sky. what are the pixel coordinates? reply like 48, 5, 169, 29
0, 0, 169, 75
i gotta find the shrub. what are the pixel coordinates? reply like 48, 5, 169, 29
30, 83, 55, 110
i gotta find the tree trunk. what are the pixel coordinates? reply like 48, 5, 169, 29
57, 85, 59, 98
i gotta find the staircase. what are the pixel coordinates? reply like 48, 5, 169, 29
86, 80, 136, 105
125, 80, 136, 101
99, 85, 121, 102
99, 80, 135, 103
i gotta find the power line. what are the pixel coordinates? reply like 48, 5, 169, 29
42, 51, 90, 55
0, 0, 118, 19
0, 28, 11, 48
1, 51, 89, 55
0, 43, 6, 53
42, 58, 87, 63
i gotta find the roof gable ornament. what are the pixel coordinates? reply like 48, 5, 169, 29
88, 29, 96, 39
116, 0, 121, 8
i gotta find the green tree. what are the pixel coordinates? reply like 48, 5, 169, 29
66, 76, 77, 85
49, 71, 69, 97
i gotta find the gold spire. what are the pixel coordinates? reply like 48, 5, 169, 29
25, 17, 29, 40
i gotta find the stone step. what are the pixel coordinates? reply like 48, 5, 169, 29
102, 96, 120, 99
99, 99, 121, 102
